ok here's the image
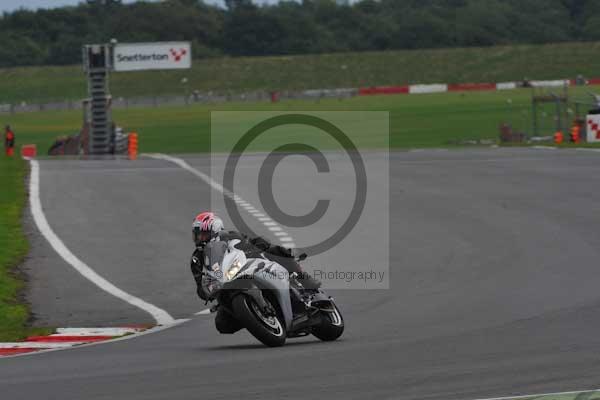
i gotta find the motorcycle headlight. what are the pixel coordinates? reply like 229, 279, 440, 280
226, 259, 243, 281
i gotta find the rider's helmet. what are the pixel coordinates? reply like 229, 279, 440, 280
192, 212, 224, 247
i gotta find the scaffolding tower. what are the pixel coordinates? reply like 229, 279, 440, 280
82, 44, 113, 155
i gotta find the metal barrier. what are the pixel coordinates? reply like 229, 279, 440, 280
0, 88, 359, 115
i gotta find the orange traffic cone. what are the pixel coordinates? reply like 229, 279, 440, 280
128, 132, 138, 160
554, 131, 563, 144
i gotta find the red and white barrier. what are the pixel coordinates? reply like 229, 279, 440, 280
359, 86, 409, 95
529, 79, 570, 88
448, 83, 497, 92
357, 77, 600, 97
409, 84, 448, 94
586, 114, 600, 143
496, 82, 518, 90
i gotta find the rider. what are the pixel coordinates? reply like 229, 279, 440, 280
4, 125, 15, 157
189, 211, 320, 302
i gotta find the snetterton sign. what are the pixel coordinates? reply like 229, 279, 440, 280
113, 42, 191, 72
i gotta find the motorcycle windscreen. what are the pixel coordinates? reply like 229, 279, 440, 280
203, 241, 228, 272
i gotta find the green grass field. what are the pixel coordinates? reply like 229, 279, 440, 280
3, 85, 600, 154
1, 42, 600, 104
0, 156, 51, 341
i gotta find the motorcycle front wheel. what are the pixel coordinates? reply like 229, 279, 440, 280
312, 303, 344, 342
232, 293, 286, 347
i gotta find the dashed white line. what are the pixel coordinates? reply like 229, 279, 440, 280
27, 159, 175, 326
145, 154, 297, 248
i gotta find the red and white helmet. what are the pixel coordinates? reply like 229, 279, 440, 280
192, 212, 224, 246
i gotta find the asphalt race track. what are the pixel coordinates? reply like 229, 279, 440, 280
2, 148, 600, 400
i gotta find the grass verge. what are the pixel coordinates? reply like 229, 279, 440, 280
2, 42, 600, 104
0, 156, 51, 341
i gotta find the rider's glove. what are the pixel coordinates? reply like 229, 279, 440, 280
251, 236, 271, 251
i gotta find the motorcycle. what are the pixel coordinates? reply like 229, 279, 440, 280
202, 239, 344, 347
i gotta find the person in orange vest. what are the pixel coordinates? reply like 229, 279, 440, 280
4, 125, 15, 157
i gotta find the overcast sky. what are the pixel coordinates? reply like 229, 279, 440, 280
0, 0, 282, 14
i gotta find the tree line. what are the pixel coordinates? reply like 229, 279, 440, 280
1, 0, 600, 68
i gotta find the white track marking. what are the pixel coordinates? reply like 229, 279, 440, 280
532, 145, 558, 150
27, 159, 174, 326
576, 148, 600, 153
55, 327, 144, 336
395, 157, 568, 165
146, 153, 297, 248
0, 342, 84, 349
471, 388, 600, 400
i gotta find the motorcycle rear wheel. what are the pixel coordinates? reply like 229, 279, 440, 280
232, 293, 287, 347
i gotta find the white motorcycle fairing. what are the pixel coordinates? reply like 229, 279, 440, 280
204, 240, 294, 330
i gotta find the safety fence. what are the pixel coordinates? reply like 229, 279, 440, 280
0, 88, 358, 115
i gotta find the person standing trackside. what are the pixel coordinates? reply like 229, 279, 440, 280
4, 125, 15, 157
